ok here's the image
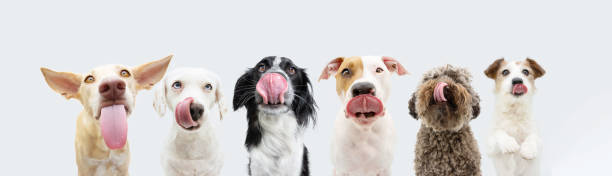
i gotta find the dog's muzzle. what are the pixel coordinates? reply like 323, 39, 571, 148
98, 78, 129, 150
511, 78, 528, 96
175, 97, 203, 130
256, 73, 288, 105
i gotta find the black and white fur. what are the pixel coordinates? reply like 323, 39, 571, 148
233, 56, 316, 176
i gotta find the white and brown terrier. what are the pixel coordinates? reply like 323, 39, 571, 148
319, 56, 408, 176
484, 58, 546, 176
41, 55, 172, 176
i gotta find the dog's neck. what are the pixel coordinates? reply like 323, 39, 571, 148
495, 94, 533, 121
169, 118, 220, 160
76, 110, 128, 160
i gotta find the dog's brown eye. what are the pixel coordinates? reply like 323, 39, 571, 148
376, 67, 384, 73
172, 81, 182, 89
120, 70, 131, 77
287, 67, 296, 75
502, 69, 510, 76
341, 68, 351, 77
84, 75, 95, 83
204, 83, 213, 90
258, 64, 266, 73
522, 69, 529, 76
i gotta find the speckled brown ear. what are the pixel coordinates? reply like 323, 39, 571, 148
484, 58, 505, 79
408, 93, 418, 120
526, 58, 546, 79
471, 102, 480, 119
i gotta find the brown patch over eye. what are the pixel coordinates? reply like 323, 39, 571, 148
84, 75, 95, 83
335, 57, 363, 96
120, 70, 131, 77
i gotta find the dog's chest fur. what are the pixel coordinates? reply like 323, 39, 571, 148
332, 112, 396, 175
76, 111, 129, 176
414, 125, 481, 176
162, 127, 223, 176
494, 100, 535, 142
249, 111, 304, 176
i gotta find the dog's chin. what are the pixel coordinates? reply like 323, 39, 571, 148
179, 122, 201, 131
258, 104, 290, 114
350, 114, 382, 126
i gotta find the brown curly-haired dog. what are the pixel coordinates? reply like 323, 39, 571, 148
408, 65, 482, 176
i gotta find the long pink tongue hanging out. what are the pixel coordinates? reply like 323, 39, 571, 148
513, 84, 528, 95
175, 97, 198, 129
99, 104, 128, 150
434, 82, 448, 103
256, 73, 288, 104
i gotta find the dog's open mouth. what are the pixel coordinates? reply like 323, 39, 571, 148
346, 94, 384, 121
98, 102, 129, 150
512, 84, 528, 96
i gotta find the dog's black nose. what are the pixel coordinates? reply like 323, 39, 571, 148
351, 82, 376, 97
99, 79, 126, 100
512, 78, 523, 85
189, 103, 204, 122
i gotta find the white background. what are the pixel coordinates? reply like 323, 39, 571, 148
1, 0, 611, 175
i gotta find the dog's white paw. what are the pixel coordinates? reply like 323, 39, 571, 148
520, 143, 538, 160
498, 137, 520, 154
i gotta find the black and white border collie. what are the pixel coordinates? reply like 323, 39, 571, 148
233, 56, 316, 176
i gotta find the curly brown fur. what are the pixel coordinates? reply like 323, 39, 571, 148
409, 65, 482, 176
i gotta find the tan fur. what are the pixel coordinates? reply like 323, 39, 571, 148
334, 56, 363, 96
409, 65, 482, 176
41, 55, 172, 176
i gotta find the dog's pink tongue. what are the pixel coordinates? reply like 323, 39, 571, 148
175, 97, 198, 129
346, 94, 384, 118
434, 82, 448, 103
99, 104, 128, 150
256, 73, 288, 104
513, 84, 528, 95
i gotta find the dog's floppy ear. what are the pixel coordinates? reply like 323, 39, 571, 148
215, 80, 228, 119
41, 67, 82, 99
526, 58, 546, 79
382, 56, 409, 76
484, 58, 505, 79
408, 93, 418, 120
318, 57, 344, 81
233, 72, 253, 110
471, 95, 481, 119
152, 80, 168, 117
132, 55, 173, 90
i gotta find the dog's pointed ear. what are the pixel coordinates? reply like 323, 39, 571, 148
318, 57, 344, 81
408, 93, 418, 120
133, 55, 172, 90
484, 58, 505, 79
41, 67, 82, 100
382, 56, 409, 76
526, 58, 546, 79
215, 80, 228, 120
152, 80, 167, 117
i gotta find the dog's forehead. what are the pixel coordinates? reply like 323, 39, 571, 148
167, 68, 216, 84
89, 64, 128, 76
360, 56, 384, 68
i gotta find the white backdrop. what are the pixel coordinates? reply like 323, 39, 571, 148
1, 0, 611, 175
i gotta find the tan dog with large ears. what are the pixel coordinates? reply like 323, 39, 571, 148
40, 55, 172, 176
319, 56, 407, 176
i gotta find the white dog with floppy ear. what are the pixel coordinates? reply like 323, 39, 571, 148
153, 67, 227, 176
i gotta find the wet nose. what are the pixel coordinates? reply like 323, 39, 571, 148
99, 79, 126, 100
351, 82, 376, 97
189, 103, 204, 122
512, 78, 523, 85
